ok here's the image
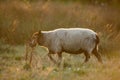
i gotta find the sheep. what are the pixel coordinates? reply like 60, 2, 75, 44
26, 28, 102, 65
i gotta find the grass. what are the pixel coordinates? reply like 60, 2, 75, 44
0, 1, 120, 80
0, 45, 120, 80
0, 0, 120, 53
0, 1, 120, 44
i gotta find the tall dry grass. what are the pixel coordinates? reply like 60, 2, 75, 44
0, 0, 120, 53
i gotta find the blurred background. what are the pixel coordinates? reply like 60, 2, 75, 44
0, 1, 120, 80
0, 0, 120, 53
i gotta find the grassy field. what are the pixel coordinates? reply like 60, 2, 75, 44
0, 44, 120, 80
0, 0, 120, 80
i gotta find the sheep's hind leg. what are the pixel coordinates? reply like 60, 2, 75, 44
84, 51, 90, 63
92, 48, 102, 63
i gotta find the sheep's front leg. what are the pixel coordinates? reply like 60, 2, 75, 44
48, 53, 57, 64
57, 53, 62, 66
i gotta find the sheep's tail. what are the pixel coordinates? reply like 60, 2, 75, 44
95, 34, 100, 44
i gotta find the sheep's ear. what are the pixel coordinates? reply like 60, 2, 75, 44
38, 30, 41, 34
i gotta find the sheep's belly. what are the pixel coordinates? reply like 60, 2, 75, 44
63, 48, 85, 54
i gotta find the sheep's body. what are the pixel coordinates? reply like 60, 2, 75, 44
41, 28, 98, 54
27, 28, 102, 65
37, 28, 102, 64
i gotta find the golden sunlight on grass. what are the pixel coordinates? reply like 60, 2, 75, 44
0, 0, 120, 80
0, 45, 120, 80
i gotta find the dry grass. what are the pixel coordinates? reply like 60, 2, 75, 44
0, 45, 120, 80
0, 1, 120, 53
0, 1, 120, 80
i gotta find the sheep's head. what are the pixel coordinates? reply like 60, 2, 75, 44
29, 30, 41, 47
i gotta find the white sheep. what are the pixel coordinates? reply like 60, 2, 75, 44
26, 28, 102, 65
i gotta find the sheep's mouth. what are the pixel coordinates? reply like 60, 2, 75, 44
29, 39, 38, 48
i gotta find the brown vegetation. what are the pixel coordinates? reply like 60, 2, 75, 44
0, 0, 120, 52
0, 1, 120, 80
